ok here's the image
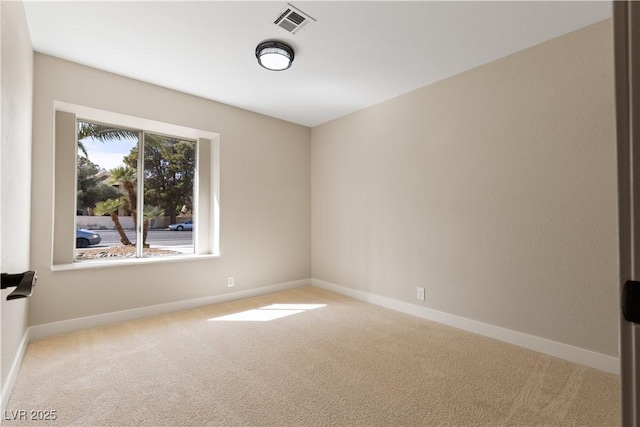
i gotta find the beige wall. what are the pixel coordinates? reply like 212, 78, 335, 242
9, 11, 620, 363
30, 54, 311, 326
311, 20, 618, 356
1, 0, 32, 403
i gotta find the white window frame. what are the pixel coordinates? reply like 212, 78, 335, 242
52, 102, 220, 270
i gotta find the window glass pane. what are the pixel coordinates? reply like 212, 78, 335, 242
75, 120, 138, 262
142, 132, 196, 257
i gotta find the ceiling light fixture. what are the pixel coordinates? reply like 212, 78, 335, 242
255, 41, 294, 71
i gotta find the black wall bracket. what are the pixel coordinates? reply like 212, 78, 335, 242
1, 271, 37, 300
622, 280, 640, 324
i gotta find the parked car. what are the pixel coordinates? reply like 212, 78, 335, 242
168, 220, 193, 231
76, 229, 102, 248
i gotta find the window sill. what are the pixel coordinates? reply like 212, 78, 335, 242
51, 253, 220, 272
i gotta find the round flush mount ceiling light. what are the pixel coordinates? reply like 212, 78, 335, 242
255, 41, 294, 71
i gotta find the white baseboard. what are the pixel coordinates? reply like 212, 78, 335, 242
311, 278, 619, 374
30, 279, 310, 340
1, 328, 30, 415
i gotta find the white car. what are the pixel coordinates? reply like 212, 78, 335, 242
168, 220, 193, 231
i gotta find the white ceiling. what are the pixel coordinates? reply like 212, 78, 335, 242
23, 1, 612, 127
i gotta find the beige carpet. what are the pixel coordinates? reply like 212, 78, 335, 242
4, 286, 618, 426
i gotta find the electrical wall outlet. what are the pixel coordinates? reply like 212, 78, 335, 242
227, 277, 234, 287
417, 287, 425, 301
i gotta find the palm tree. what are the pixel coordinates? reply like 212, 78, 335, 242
94, 199, 132, 246
109, 166, 137, 223
77, 124, 178, 249
77, 142, 89, 158
77, 122, 137, 143
105, 166, 164, 247
142, 205, 165, 247
77, 121, 137, 159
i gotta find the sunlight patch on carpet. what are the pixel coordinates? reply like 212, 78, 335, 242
208, 303, 326, 322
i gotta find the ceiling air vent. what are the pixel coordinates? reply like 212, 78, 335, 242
273, 4, 315, 34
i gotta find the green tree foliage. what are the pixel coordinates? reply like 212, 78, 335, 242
101, 166, 162, 247
142, 205, 165, 245
94, 199, 132, 246
77, 122, 195, 248
77, 121, 137, 159
124, 134, 196, 224
77, 120, 138, 247
108, 166, 137, 221
77, 156, 121, 215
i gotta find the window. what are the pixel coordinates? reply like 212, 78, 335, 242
53, 103, 219, 268
76, 121, 198, 261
